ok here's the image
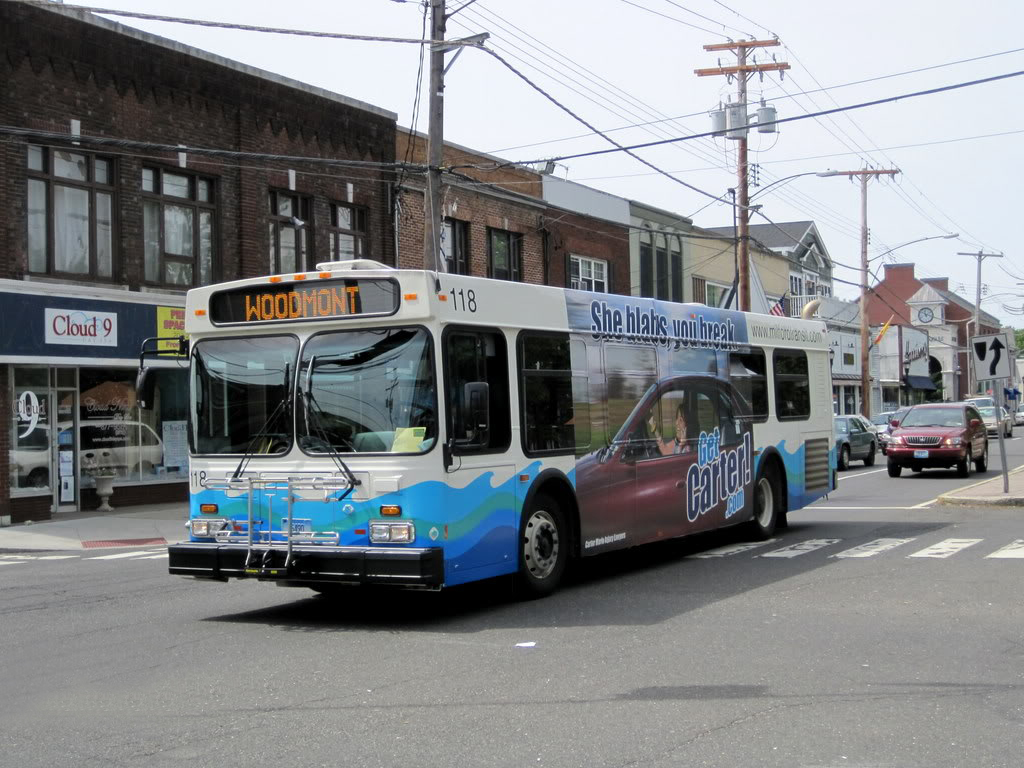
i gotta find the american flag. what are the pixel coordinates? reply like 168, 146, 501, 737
769, 294, 787, 317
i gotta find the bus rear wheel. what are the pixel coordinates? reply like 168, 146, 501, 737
747, 467, 779, 540
515, 494, 567, 598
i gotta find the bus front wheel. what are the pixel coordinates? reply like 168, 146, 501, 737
747, 467, 779, 540
515, 494, 567, 598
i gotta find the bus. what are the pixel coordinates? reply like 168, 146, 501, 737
151, 260, 835, 597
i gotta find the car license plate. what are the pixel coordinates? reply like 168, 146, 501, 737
913, 450, 929, 458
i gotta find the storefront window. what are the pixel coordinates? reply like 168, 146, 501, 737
11, 368, 51, 490
79, 368, 188, 484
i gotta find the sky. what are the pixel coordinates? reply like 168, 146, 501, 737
61, 0, 1024, 326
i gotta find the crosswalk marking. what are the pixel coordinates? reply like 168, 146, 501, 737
985, 540, 1024, 559
909, 539, 982, 559
690, 539, 779, 558
833, 538, 915, 558
86, 550, 162, 560
760, 539, 840, 558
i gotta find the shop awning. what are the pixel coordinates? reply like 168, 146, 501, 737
904, 374, 937, 391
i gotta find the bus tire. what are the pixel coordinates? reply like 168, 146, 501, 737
515, 494, 567, 598
747, 466, 779, 540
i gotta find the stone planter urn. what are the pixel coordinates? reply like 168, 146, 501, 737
92, 473, 116, 512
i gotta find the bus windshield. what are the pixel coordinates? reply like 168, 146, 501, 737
298, 327, 437, 454
191, 336, 298, 455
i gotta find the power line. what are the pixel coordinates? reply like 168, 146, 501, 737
502, 70, 1024, 166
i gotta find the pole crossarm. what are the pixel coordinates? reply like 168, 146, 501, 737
694, 62, 790, 77
703, 39, 782, 52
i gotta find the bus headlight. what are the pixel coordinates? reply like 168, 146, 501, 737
369, 521, 415, 544
189, 518, 229, 537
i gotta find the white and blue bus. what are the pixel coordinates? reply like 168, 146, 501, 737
153, 260, 835, 596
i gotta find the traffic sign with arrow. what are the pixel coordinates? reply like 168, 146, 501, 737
971, 333, 1011, 380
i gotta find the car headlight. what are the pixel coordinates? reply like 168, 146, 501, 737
890, 435, 903, 445
943, 436, 962, 446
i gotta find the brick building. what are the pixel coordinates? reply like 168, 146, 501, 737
866, 263, 1000, 404
0, 2, 397, 523
397, 132, 631, 293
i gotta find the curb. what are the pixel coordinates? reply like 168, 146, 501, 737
936, 494, 1024, 507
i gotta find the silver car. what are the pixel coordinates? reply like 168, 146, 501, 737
978, 406, 1013, 437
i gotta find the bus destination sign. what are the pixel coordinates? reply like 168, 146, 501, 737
209, 278, 399, 324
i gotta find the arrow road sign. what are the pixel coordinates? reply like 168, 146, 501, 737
971, 333, 1012, 380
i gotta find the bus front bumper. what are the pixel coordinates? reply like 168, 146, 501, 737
168, 542, 445, 588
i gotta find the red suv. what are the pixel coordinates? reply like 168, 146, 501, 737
886, 402, 988, 478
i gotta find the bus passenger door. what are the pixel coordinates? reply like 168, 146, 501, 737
442, 327, 517, 584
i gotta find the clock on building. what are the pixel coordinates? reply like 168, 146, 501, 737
917, 306, 934, 324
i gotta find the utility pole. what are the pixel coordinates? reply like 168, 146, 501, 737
696, 40, 788, 312
827, 168, 899, 419
423, 0, 446, 271
958, 249, 1004, 396
421, 3, 487, 272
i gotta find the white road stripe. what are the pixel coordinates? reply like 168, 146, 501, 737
0, 555, 37, 560
833, 538, 915, 558
760, 539, 841, 558
86, 550, 158, 560
836, 468, 889, 479
0, 560, 26, 566
136, 553, 169, 560
985, 540, 1024, 559
689, 539, 779, 558
909, 538, 982, 558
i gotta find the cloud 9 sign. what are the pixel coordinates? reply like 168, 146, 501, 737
44, 308, 118, 347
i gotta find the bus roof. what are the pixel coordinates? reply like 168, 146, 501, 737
184, 263, 829, 352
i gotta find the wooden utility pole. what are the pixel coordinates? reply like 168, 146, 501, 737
423, 0, 446, 271
696, 39, 788, 312
828, 169, 899, 418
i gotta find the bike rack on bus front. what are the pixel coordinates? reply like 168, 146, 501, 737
201, 474, 353, 572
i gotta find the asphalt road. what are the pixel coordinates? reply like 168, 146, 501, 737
2, 437, 1023, 768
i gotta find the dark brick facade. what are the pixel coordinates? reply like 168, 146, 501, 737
0, 3, 397, 522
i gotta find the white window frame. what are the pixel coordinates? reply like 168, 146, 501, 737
570, 254, 608, 293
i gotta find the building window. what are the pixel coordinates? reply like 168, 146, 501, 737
27, 145, 115, 279
640, 232, 654, 296
328, 203, 367, 262
488, 228, 522, 281
269, 191, 311, 273
142, 167, 215, 286
570, 255, 608, 292
705, 282, 730, 308
692, 276, 706, 304
442, 218, 470, 274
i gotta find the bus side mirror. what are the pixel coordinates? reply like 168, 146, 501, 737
457, 381, 489, 447
136, 368, 156, 410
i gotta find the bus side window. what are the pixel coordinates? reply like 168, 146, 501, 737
718, 389, 741, 445
445, 328, 511, 453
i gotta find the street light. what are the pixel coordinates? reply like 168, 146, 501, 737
868, 233, 959, 263
749, 170, 841, 202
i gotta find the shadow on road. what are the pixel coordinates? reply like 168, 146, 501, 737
201, 514, 954, 633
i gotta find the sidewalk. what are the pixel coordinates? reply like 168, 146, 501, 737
0, 502, 187, 552
937, 463, 1024, 506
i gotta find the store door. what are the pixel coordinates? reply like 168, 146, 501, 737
55, 369, 79, 513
